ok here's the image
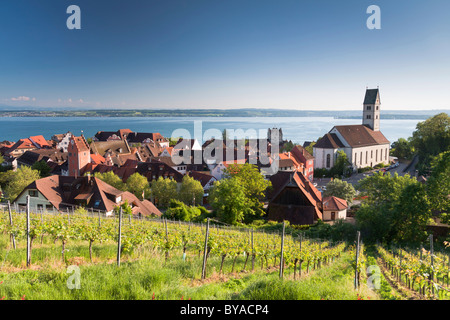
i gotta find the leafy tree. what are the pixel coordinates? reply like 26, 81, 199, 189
4, 166, 41, 201
163, 199, 202, 221
426, 151, 450, 223
410, 113, 450, 174
209, 177, 251, 225
330, 150, 351, 178
125, 172, 150, 200
223, 163, 271, 220
305, 141, 316, 156
32, 160, 52, 177
355, 172, 430, 244
178, 175, 204, 206
151, 176, 178, 208
390, 137, 414, 160
0, 154, 4, 165
114, 200, 133, 216
323, 178, 356, 204
94, 171, 125, 191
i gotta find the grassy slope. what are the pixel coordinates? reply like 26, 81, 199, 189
0, 235, 379, 300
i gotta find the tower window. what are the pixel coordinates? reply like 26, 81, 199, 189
367, 115, 371, 119
376, 106, 379, 110
367, 106, 371, 110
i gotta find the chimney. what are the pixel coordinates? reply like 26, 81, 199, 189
288, 152, 291, 158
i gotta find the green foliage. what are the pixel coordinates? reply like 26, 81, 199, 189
305, 141, 316, 156
426, 151, 450, 223
314, 151, 352, 178
125, 172, 151, 200
151, 176, 178, 208
31, 160, 52, 178
114, 200, 133, 216
94, 171, 126, 191
222, 163, 272, 220
3, 166, 41, 201
410, 113, 450, 175
355, 172, 431, 244
390, 137, 415, 160
178, 175, 204, 206
280, 140, 295, 153
357, 166, 373, 173
209, 177, 251, 225
323, 179, 356, 204
163, 199, 202, 222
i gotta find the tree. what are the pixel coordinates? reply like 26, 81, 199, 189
390, 137, 414, 160
125, 172, 150, 200
223, 163, 271, 220
114, 200, 133, 216
426, 151, 450, 223
178, 175, 204, 206
209, 177, 251, 225
94, 171, 125, 191
4, 166, 41, 201
32, 161, 52, 177
323, 179, 356, 204
355, 172, 430, 244
410, 113, 450, 174
330, 150, 351, 178
151, 176, 178, 208
163, 199, 202, 222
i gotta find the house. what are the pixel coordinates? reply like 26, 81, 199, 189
136, 160, 184, 183
189, 171, 217, 202
126, 132, 170, 148
290, 145, 314, 181
267, 171, 323, 225
5, 135, 51, 157
90, 139, 140, 166
314, 88, 390, 171
209, 159, 247, 180
93, 129, 133, 141
322, 196, 348, 221
51, 131, 73, 152
12, 174, 162, 217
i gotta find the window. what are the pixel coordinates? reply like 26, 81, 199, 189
366, 151, 368, 164
354, 153, 357, 164
386, 148, 388, 160
376, 106, 379, 110
326, 154, 331, 168
376, 150, 378, 162
371, 150, 373, 159
380, 149, 383, 162
360, 152, 362, 165
367, 115, 371, 119
376, 115, 378, 119
367, 106, 371, 110
29, 190, 38, 197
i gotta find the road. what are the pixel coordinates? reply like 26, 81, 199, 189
313, 159, 417, 190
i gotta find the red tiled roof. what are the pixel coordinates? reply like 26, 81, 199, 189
323, 196, 348, 211
333, 125, 390, 147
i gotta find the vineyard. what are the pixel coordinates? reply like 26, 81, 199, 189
377, 244, 450, 299
0, 205, 346, 279
1, 202, 449, 301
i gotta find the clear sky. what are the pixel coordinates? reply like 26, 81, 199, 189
1, 0, 449, 110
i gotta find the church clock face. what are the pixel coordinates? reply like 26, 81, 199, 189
71, 140, 74, 145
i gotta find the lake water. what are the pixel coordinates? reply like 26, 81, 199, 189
0, 116, 421, 144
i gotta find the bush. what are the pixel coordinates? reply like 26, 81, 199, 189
357, 166, 373, 173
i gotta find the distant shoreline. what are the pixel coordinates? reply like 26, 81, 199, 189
0, 108, 446, 120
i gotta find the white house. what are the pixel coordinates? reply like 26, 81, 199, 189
322, 196, 348, 221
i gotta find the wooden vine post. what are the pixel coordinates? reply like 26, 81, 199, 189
7, 200, 16, 250
354, 231, 361, 290
279, 221, 285, 279
201, 218, 210, 280
26, 196, 31, 267
117, 207, 123, 267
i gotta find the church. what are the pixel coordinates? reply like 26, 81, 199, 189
313, 88, 390, 171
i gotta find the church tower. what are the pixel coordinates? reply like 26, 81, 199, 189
362, 88, 381, 131
68, 135, 91, 177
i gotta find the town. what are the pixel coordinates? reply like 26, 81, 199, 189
0, 88, 427, 228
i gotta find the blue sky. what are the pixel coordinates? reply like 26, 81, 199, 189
0, 0, 449, 110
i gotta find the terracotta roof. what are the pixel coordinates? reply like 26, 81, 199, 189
29, 135, 51, 148
72, 136, 90, 152
333, 125, 390, 147
189, 171, 216, 188
291, 145, 314, 161
90, 153, 106, 164
314, 133, 345, 149
323, 196, 348, 211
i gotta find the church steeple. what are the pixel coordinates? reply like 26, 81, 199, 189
362, 88, 380, 131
